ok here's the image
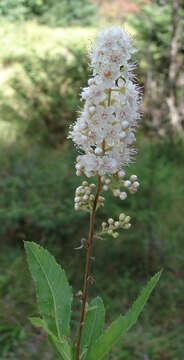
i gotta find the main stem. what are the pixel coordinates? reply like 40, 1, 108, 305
75, 175, 101, 360
75, 90, 110, 359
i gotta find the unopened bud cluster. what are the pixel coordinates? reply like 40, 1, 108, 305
113, 173, 140, 199
75, 181, 105, 211
101, 213, 131, 238
101, 172, 139, 201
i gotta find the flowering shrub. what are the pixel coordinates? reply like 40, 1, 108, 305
24, 27, 161, 360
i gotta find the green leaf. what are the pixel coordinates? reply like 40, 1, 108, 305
88, 271, 162, 360
25, 241, 73, 340
30, 317, 72, 360
80, 297, 105, 359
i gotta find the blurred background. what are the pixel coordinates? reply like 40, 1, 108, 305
0, 0, 184, 359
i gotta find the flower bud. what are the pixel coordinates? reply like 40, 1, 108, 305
113, 189, 120, 197
119, 213, 125, 221
124, 180, 131, 188
108, 229, 113, 235
113, 232, 119, 238
124, 216, 131, 223
124, 223, 131, 230
118, 170, 126, 178
133, 181, 140, 188
130, 174, 137, 181
120, 192, 127, 200
114, 221, 120, 228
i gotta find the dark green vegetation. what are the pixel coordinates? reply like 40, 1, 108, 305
0, 1, 184, 359
0, 0, 97, 26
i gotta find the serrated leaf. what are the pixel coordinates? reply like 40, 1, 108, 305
25, 241, 73, 340
88, 271, 161, 360
30, 317, 72, 360
80, 297, 105, 359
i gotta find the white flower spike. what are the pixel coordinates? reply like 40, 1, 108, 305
69, 27, 141, 180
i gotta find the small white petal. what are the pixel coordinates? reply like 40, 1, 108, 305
122, 120, 129, 129
95, 147, 103, 155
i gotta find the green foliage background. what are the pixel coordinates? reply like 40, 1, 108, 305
0, 1, 184, 359
0, 0, 97, 25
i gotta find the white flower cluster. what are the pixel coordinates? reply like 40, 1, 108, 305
101, 213, 131, 239
69, 27, 141, 178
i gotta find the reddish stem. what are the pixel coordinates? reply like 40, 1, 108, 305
75, 175, 101, 360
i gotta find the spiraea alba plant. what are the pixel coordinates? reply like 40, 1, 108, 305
25, 27, 161, 360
